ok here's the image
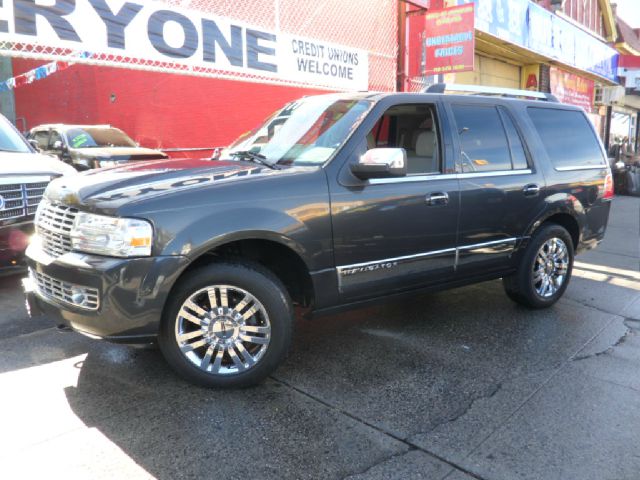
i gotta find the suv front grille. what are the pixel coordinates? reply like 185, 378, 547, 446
36, 200, 78, 258
30, 268, 99, 310
0, 181, 49, 221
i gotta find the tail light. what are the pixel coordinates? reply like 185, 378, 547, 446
602, 171, 614, 200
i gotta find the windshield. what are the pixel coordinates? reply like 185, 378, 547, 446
0, 116, 31, 153
222, 96, 373, 166
66, 128, 137, 148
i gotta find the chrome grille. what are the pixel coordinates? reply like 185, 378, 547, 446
36, 200, 78, 258
30, 268, 99, 310
0, 181, 49, 221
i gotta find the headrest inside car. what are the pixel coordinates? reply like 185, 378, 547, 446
415, 131, 435, 157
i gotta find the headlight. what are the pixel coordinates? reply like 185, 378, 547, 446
70, 212, 153, 257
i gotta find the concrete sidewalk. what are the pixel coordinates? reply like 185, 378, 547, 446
0, 196, 638, 480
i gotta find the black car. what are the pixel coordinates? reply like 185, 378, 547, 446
24, 85, 613, 388
27, 124, 167, 170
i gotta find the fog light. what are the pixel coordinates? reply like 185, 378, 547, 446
70, 288, 87, 306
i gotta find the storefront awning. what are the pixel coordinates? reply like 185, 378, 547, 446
475, 30, 619, 86
450, 0, 619, 85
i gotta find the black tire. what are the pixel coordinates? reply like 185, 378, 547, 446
158, 261, 294, 388
503, 223, 574, 309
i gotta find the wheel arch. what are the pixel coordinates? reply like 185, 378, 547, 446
524, 199, 585, 252
170, 232, 316, 309
540, 213, 580, 251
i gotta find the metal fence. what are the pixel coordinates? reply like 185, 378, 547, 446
2, 0, 398, 92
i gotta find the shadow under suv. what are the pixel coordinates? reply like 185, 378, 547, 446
24, 85, 613, 388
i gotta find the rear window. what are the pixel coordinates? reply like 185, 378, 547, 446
528, 107, 605, 168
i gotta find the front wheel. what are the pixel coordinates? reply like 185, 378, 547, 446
158, 261, 294, 388
503, 223, 574, 309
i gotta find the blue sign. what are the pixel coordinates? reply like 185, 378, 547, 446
474, 0, 528, 47
455, 0, 618, 82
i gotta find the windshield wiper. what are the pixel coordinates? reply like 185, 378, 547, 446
229, 151, 280, 169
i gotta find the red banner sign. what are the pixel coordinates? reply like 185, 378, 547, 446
550, 67, 595, 112
421, 4, 475, 76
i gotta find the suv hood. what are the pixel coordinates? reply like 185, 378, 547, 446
0, 151, 76, 176
71, 146, 167, 160
45, 158, 272, 209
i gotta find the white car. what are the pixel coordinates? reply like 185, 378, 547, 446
0, 115, 76, 270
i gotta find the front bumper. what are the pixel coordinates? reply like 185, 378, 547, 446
25, 243, 189, 342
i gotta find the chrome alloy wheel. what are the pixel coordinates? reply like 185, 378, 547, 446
533, 238, 569, 298
175, 285, 271, 375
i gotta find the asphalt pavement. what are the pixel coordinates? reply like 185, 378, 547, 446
1, 196, 639, 480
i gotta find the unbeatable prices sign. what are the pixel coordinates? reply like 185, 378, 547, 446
423, 4, 475, 76
0, 0, 368, 90
550, 67, 595, 112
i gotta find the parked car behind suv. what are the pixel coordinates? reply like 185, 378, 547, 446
0, 115, 76, 271
27, 124, 167, 171
24, 85, 613, 387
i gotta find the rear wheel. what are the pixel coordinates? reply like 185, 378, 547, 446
158, 261, 293, 388
503, 223, 574, 309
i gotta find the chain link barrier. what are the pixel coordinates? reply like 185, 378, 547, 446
2, 0, 398, 91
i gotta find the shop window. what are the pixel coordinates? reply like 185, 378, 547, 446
366, 104, 440, 175
528, 107, 605, 168
451, 104, 512, 172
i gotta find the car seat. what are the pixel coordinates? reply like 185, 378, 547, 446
407, 130, 437, 174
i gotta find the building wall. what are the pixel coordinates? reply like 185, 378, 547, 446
448, 55, 521, 89
12, 58, 325, 153
619, 55, 640, 91
536, 0, 606, 37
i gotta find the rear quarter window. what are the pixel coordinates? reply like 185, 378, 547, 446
527, 107, 605, 168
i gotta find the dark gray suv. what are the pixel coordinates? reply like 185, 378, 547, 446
24, 84, 613, 387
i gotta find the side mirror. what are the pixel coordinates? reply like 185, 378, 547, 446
27, 139, 40, 151
351, 148, 407, 180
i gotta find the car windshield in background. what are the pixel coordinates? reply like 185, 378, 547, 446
222, 96, 373, 166
0, 116, 31, 153
66, 128, 137, 148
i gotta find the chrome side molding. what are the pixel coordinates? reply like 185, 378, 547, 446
336, 238, 518, 292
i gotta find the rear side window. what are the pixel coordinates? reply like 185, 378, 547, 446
498, 107, 529, 170
451, 104, 513, 172
528, 107, 605, 168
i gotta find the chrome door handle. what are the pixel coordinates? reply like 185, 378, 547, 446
523, 184, 540, 196
426, 192, 449, 206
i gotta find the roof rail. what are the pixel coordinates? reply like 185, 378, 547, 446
423, 83, 559, 102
